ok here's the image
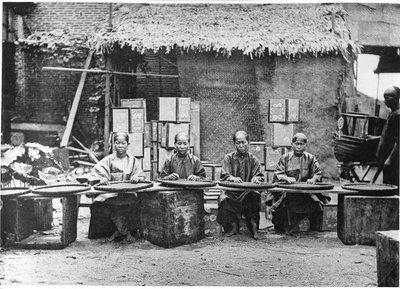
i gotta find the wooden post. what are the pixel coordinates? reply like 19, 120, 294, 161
104, 55, 112, 155
60, 50, 94, 147
16, 15, 24, 39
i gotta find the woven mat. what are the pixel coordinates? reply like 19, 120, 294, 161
94, 181, 153, 192
0, 187, 31, 197
33, 183, 91, 197
342, 183, 398, 192
276, 182, 334, 190
158, 179, 217, 188
218, 181, 275, 190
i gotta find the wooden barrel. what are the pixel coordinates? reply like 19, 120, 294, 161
139, 189, 205, 248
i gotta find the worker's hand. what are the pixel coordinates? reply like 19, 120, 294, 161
165, 173, 179, 180
285, 177, 296, 183
306, 178, 316, 184
187, 175, 200, 181
130, 176, 141, 184
251, 177, 261, 184
265, 206, 274, 221
99, 177, 109, 185
228, 176, 243, 183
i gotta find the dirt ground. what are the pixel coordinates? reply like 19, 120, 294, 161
0, 198, 378, 287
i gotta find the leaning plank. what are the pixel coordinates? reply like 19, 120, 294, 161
60, 50, 94, 147
72, 136, 99, 163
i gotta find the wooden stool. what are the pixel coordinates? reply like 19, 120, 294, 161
337, 195, 399, 245
2, 194, 80, 249
376, 230, 399, 287
139, 189, 205, 248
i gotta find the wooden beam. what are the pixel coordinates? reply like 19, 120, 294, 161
60, 50, 94, 147
72, 136, 99, 164
104, 56, 112, 155
42, 66, 179, 78
67, 146, 88, 154
16, 15, 24, 39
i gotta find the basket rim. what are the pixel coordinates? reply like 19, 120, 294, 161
0, 187, 31, 197
157, 178, 217, 188
94, 181, 154, 192
341, 183, 398, 192
218, 181, 275, 189
276, 182, 335, 190
32, 183, 91, 195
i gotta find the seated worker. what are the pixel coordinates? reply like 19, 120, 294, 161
217, 131, 265, 240
265, 133, 330, 234
159, 132, 206, 180
88, 132, 146, 242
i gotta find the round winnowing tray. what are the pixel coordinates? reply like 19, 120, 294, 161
94, 181, 153, 192
276, 182, 335, 190
218, 181, 275, 190
158, 179, 217, 188
32, 183, 91, 197
0, 187, 31, 198
341, 183, 398, 194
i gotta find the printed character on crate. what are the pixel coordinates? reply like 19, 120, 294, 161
265, 132, 331, 234
88, 132, 146, 242
216, 130, 265, 240
376, 86, 399, 190
159, 132, 206, 180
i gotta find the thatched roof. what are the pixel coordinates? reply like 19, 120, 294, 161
90, 3, 360, 59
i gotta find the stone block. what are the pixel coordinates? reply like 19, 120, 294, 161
139, 190, 205, 248
376, 230, 399, 287
338, 195, 399, 245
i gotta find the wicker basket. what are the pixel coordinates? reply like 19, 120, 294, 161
333, 132, 380, 163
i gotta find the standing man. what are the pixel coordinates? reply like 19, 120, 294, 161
217, 131, 264, 240
376, 86, 400, 190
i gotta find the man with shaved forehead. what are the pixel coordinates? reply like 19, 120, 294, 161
376, 86, 399, 190
217, 130, 265, 240
266, 132, 330, 234
160, 132, 206, 180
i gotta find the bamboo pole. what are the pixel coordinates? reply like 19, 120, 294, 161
104, 56, 112, 155
60, 50, 94, 147
42, 66, 179, 78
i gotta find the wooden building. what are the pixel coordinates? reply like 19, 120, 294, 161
4, 3, 369, 179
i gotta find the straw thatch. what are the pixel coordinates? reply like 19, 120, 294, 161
90, 3, 360, 59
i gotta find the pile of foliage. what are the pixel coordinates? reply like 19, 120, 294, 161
1, 143, 64, 187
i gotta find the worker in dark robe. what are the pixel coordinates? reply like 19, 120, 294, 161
217, 131, 265, 240
88, 132, 146, 242
376, 86, 399, 192
265, 133, 330, 234
160, 132, 206, 180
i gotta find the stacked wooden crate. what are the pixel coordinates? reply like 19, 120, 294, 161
112, 97, 200, 181
265, 98, 300, 179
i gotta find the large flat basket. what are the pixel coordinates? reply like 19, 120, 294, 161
341, 183, 398, 196
158, 179, 217, 188
1, 187, 31, 198
32, 183, 91, 197
218, 181, 275, 190
94, 181, 153, 192
276, 182, 334, 190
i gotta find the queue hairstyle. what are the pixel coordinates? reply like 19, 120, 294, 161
292, 133, 307, 144
113, 132, 129, 143
174, 132, 190, 143
385, 86, 400, 100
233, 131, 249, 143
